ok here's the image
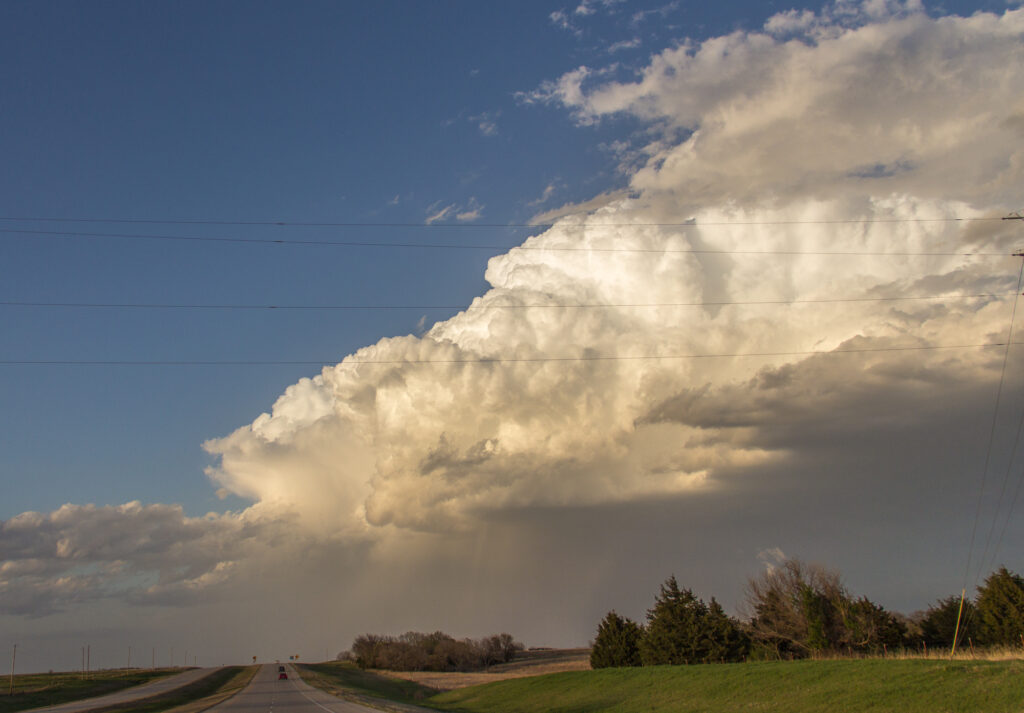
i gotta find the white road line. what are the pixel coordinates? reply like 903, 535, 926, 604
295, 686, 340, 713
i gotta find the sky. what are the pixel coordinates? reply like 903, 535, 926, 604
2, 0, 1024, 672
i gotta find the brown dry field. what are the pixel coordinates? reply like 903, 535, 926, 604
377, 648, 591, 691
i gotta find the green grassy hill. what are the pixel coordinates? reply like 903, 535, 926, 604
430, 659, 1024, 713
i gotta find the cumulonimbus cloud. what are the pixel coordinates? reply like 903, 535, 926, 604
3, 2, 1023, 622
202, 3, 1023, 534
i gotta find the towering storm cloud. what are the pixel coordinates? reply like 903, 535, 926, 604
3, 2, 1023, 657
203, 2, 1023, 532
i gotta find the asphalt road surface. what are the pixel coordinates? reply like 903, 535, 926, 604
207, 664, 386, 713
28, 667, 223, 713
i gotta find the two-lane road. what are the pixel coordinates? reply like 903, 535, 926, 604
29, 667, 226, 713
207, 664, 386, 713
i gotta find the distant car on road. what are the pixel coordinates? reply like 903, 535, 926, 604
279, 672, 288, 680
278, 666, 285, 672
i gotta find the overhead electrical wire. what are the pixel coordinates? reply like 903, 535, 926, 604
983, 403, 1024, 575
951, 257, 1024, 655
0, 227, 1010, 256
0, 215, 1006, 228
988, 408, 1024, 572
0, 341, 1015, 366
964, 259, 1024, 587
0, 293, 1015, 311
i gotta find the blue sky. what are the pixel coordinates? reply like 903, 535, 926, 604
1, 0, 1009, 517
2, 0, 1024, 671
1, 0, 733, 517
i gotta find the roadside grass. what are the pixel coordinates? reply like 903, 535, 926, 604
86, 666, 255, 713
297, 662, 437, 707
0, 666, 256, 713
430, 659, 1024, 713
382, 649, 591, 692
0, 669, 177, 713
158, 665, 258, 713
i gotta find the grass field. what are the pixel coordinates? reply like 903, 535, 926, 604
0, 666, 256, 713
0, 669, 177, 713
99, 666, 254, 713
382, 648, 591, 691
430, 659, 1024, 713
297, 662, 437, 706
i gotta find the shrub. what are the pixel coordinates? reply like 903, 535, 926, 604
591, 611, 643, 668
975, 567, 1024, 647
639, 576, 748, 665
348, 630, 523, 672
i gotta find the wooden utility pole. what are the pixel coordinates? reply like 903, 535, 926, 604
8, 644, 15, 696
950, 588, 967, 657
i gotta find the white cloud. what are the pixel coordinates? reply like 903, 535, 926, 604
425, 202, 456, 224
631, 2, 680, 26
469, 111, 500, 136
549, 10, 573, 31
538, 4, 1024, 209
425, 198, 484, 224
528, 182, 560, 207
0, 502, 265, 616
4, 4, 1024, 650
203, 2, 1024, 551
456, 197, 484, 222
607, 37, 641, 53
757, 547, 787, 573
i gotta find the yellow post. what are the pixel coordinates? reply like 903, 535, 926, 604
950, 588, 967, 657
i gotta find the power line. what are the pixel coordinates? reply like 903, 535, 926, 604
952, 255, 1024, 655
967, 259, 1024, 585
0, 215, 1005, 228
0, 227, 1009, 256
0, 293, 1015, 312
989, 414, 1024, 571
0, 341, 1012, 366
985, 402, 1024, 574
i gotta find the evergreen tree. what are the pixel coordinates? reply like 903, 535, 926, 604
590, 611, 643, 668
843, 596, 906, 653
640, 576, 707, 665
919, 595, 973, 649
975, 567, 1024, 647
703, 598, 750, 663
638, 576, 747, 665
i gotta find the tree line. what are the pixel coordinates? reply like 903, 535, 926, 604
591, 559, 1024, 667
347, 631, 523, 672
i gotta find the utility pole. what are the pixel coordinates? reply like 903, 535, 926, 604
951, 588, 968, 657
86, 645, 90, 679
8, 644, 15, 696
127, 646, 131, 670
152, 648, 155, 669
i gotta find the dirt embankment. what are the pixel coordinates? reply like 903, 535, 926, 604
378, 648, 591, 691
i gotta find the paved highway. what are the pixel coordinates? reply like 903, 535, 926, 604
28, 667, 223, 713
207, 664, 388, 713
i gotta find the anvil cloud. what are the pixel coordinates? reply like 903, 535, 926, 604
3, 2, 1023, 661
